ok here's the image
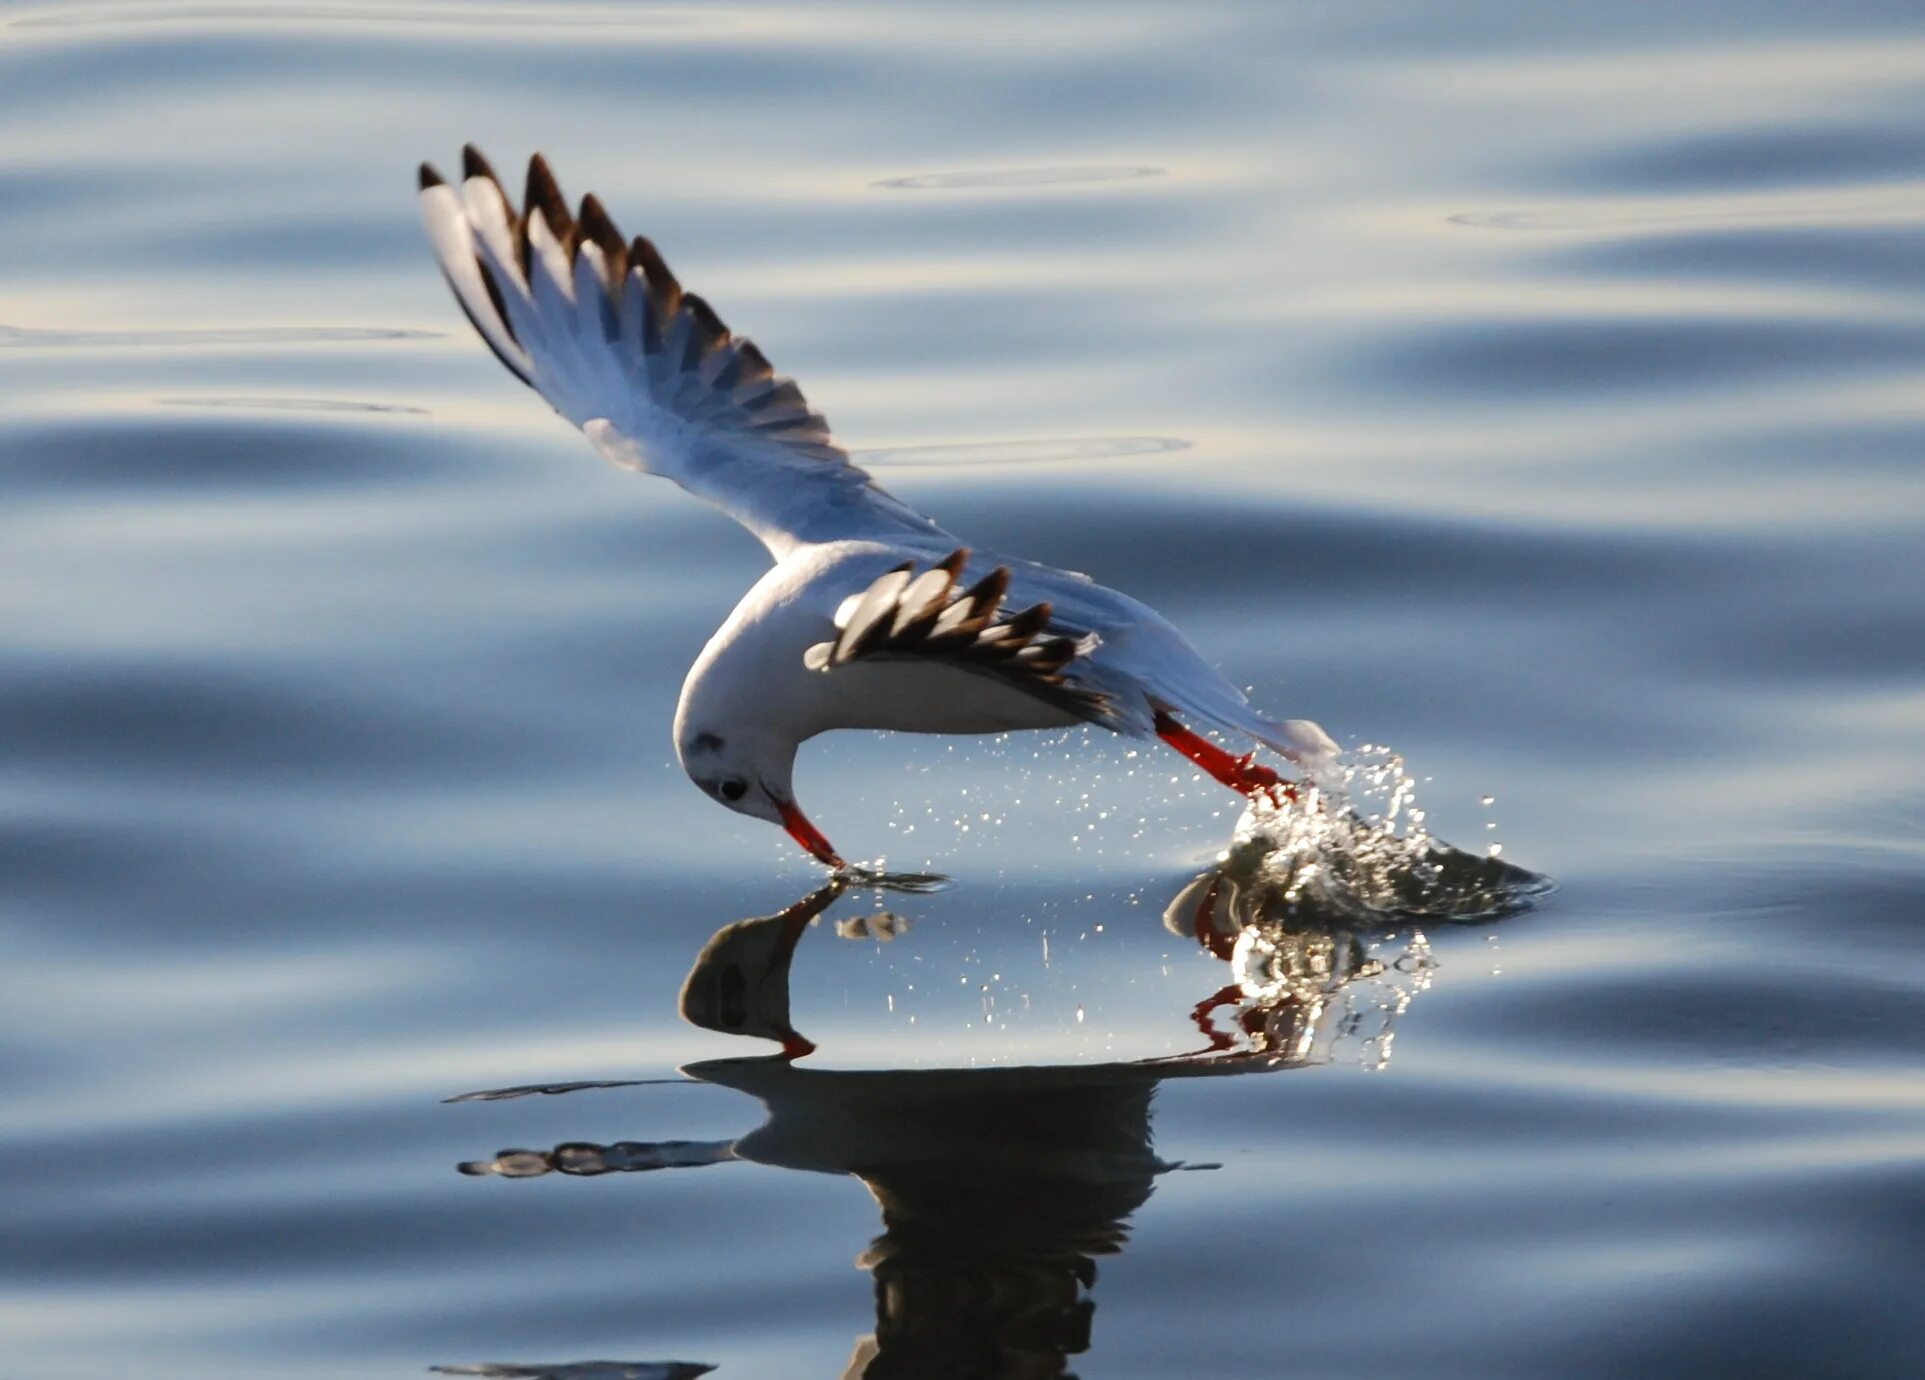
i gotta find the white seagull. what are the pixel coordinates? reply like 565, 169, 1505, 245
418, 149, 1338, 869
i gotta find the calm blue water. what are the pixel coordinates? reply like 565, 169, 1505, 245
5, 3, 1925, 1376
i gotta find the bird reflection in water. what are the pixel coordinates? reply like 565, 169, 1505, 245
446, 843, 1538, 1378
1169, 801, 1551, 1062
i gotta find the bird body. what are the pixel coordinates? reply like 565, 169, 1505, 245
685, 550, 1088, 739
419, 148, 1337, 866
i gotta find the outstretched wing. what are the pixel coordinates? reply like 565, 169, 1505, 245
803, 548, 1125, 726
418, 147, 947, 559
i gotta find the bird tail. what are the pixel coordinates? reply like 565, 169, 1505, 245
1254, 714, 1342, 776
1187, 699, 1340, 778
1143, 676, 1341, 778
1097, 609, 1342, 777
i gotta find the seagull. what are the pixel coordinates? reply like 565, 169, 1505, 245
417, 148, 1339, 869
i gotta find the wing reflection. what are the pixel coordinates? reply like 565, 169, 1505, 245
446, 849, 1512, 1378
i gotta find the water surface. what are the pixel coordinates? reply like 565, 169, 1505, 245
4, 2, 1925, 1377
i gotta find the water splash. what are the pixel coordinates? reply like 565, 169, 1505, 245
1164, 749, 1544, 1067
831, 862, 951, 894
1226, 923, 1434, 1071
1226, 745, 1552, 926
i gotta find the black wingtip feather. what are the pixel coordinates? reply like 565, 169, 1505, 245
734, 340, 773, 379
524, 153, 574, 241
461, 144, 498, 185
577, 193, 627, 272
1003, 603, 1053, 640
419, 162, 444, 191
966, 568, 1010, 611
682, 292, 732, 359
629, 235, 681, 305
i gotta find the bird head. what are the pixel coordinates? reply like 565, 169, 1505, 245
676, 725, 843, 868
677, 881, 844, 1059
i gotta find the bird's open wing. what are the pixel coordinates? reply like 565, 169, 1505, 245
418, 148, 946, 559
803, 548, 1129, 727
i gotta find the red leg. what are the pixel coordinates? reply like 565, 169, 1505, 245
1190, 982, 1246, 1052
1154, 710, 1297, 806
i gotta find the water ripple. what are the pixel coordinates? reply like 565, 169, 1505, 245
158, 395, 428, 415
1451, 184, 1925, 234
10, 3, 700, 31
857, 435, 1189, 468
874, 165, 1166, 191
0, 323, 437, 348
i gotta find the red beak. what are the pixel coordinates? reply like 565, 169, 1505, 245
777, 798, 844, 869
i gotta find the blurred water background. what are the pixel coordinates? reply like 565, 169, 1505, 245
4, 2, 1925, 1376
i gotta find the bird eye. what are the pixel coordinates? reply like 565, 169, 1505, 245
719, 778, 748, 802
